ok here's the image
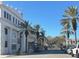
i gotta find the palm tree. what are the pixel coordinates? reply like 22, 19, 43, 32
41, 29, 45, 41
24, 21, 29, 53
40, 28, 46, 49
41, 28, 45, 37
72, 18, 77, 44
34, 25, 40, 42
60, 18, 70, 46
34, 24, 40, 51
19, 21, 29, 53
64, 6, 79, 44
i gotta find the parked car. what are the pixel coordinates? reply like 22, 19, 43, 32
71, 44, 79, 57
64, 47, 69, 53
67, 45, 76, 54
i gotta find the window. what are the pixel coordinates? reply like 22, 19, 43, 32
5, 41, 8, 47
5, 28, 8, 35
4, 11, 6, 18
18, 20, 19, 25
7, 13, 9, 19
12, 44, 16, 50
9, 14, 11, 21
4, 11, 11, 21
16, 19, 17, 24
13, 17, 15, 23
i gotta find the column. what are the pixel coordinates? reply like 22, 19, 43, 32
21, 31, 26, 54
8, 28, 12, 54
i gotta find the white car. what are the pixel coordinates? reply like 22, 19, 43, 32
67, 48, 72, 54
67, 45, 75, 54
71, 44, 79, 57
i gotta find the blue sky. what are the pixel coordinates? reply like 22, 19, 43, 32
4, 1, 79, 39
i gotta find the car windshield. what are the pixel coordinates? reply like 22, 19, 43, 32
70, 45, 76, 49
72, 46, 75, 49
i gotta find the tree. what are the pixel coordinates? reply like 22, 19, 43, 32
60, 18, 70, 46
47, 36, 65, 48
40, 28, 45, 47
34, 24, 40, 43
64, 6, 79, 44
19, 21, 29, 53
40, 28, 45, 37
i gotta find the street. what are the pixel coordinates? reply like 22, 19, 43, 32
3, 50, 74, 58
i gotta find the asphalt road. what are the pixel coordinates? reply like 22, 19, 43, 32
4, 50, 74, 58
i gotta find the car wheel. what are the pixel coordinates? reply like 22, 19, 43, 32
76, 53, 79, 58
69, 52, 71, 55
71, 54, 74, 57
76, 50, 79, 58
71, 51, 74, 57
68, 53, 71, 55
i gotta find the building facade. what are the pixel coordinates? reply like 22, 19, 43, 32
0, 2, 26, 55
0, 2, 46, 55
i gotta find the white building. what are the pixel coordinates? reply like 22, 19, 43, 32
0, 2, 26, 55
0, 1, 38, 55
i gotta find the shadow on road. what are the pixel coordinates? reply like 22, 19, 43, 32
5, 50, 67, 57
33, 50, 66, 55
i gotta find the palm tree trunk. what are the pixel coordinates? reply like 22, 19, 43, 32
75, 31, 77, 44
25, 30, 28, 54
37, 32, 39, 44
67, 37, 69, 47
25, 36, 27, 53
66, 31, 70, 47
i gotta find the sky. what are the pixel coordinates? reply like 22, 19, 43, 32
4, 1, 79, 39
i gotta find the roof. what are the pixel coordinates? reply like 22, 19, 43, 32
0, 2, 24, 21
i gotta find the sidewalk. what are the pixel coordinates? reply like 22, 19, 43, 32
0, 51, 45, 58
0, 55, 9, 58
0, 54, 73, 58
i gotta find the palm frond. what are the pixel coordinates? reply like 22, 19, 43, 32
65, 6, 78, 17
